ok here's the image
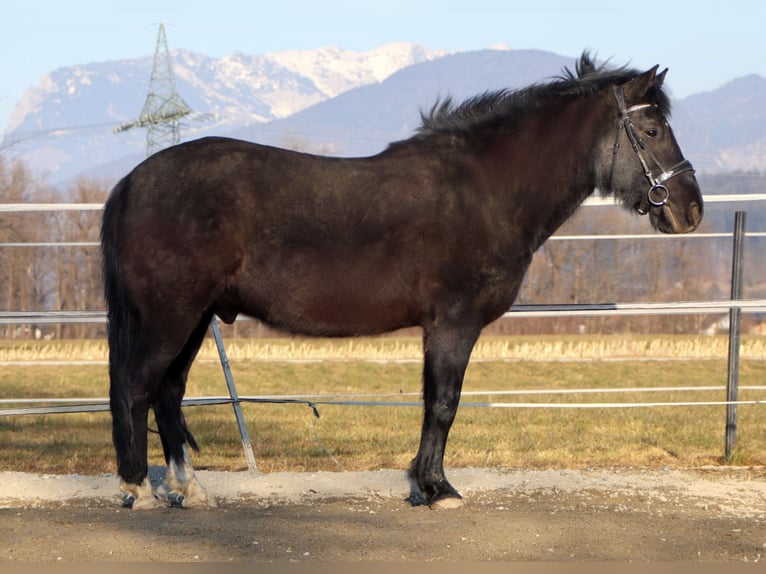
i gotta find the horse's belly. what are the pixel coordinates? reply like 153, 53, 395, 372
230, 265, 420, 337
248, 294, 417, 337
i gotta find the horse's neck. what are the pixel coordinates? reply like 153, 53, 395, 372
484, 97, 606, 250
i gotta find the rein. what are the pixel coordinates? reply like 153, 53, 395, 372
611, 85, 695, 215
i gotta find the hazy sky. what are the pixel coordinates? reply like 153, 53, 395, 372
2, 0, 764, 134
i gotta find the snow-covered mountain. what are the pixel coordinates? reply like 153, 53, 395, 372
2, 42, 443, 182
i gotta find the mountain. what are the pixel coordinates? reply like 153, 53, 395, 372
1, 43, 442, 183
673, 74, 766, 173
232, 49, 572, 157
2, 45, 765, 188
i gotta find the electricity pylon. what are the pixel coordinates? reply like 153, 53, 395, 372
113, 23, 192, 156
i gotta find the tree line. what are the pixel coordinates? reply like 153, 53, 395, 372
1, 155, 764, 339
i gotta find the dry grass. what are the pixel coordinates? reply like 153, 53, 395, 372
2, 333, 766, 362
1, 335, 766, 476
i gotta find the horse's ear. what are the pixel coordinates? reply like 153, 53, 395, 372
623, 65, 660, 102
655, 68, 668, 89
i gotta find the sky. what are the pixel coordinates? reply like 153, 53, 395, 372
2, 0, 765, 135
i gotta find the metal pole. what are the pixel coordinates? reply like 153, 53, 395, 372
725, 211, 746, 461
210, 316, 258, 472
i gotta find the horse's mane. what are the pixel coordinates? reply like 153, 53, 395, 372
416, 52, 671, 138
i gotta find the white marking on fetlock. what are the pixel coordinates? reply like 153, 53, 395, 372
120, 478, 162, 510
179, 475, 216, 508
165, 445, 216, 508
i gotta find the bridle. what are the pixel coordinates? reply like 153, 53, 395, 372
611, 85, 695, 215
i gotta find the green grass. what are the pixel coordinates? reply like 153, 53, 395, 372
1, 336, 766, 475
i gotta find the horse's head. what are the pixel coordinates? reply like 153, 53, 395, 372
599, 66, 703, 234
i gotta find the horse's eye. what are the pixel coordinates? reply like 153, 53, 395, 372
645, 129, 658, 138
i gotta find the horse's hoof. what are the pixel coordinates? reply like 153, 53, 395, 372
123, 493, 163, 510
121, 494, 135, 509
405, 492, 429, 507
179, 493, 217, 508
167, 492, 185, 508
174, 481, 217, 508
120, 478, 162, 509
169, 487, 216, 508
429, 495, 464, 510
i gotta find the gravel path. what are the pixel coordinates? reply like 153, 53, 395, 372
2, 466, 765, 562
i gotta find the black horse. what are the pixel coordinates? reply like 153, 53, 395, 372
101, 53, 703, 509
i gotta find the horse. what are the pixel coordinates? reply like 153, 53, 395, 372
101, 52, 703, 509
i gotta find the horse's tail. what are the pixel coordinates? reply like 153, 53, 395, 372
101, 175, 137, 378
101, 176, 142, 474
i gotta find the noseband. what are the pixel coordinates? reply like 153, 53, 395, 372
611, 85, 695, 215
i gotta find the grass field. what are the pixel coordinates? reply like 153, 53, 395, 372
1, 334, 766, 475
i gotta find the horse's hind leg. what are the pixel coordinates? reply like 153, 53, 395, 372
111, 339, 175, 509
153, 313, 216, 508
112, 388, 159, 510
409, 321, 481, 508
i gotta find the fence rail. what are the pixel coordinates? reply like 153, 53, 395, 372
4, 386, 766, 418
2, 299, 766, 326
5, 232, 766, 249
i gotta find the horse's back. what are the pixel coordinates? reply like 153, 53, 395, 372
103, 137, 462, 336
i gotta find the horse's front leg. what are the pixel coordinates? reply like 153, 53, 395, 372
409, 322, 481, 508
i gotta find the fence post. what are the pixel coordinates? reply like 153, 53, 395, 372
725, 211, 746, 461
210, 316, 258, 472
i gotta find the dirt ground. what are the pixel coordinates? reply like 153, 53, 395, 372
1, 466, 765, 562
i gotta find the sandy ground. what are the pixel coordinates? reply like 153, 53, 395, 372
1, 466, 766, 562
